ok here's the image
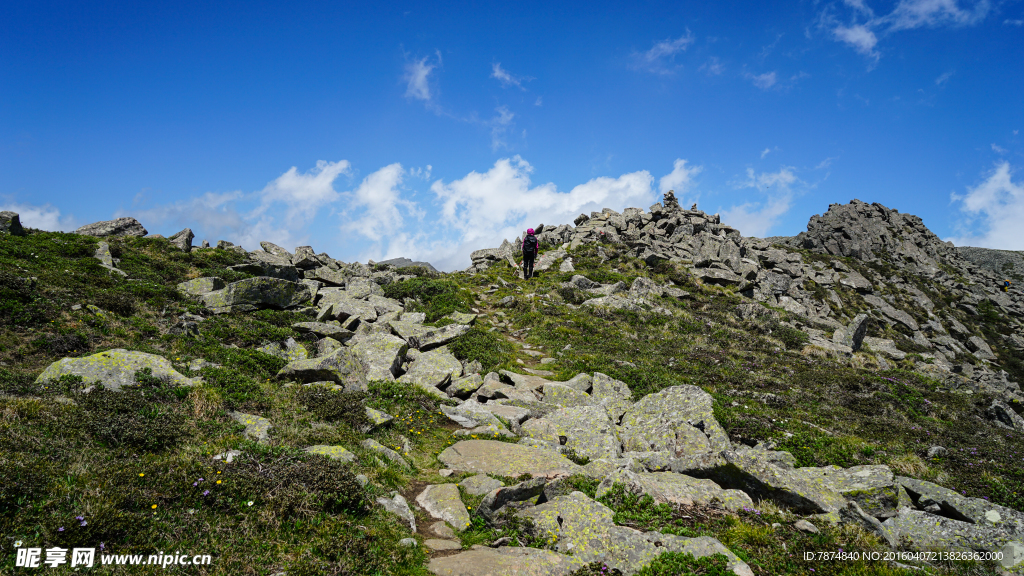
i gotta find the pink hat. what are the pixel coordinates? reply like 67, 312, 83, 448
527, 228, 534, 234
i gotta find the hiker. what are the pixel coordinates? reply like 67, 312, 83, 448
1005, 280, 1012, 293
522, 228, 539, 279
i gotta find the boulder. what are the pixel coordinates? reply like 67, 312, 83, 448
629, 277, 663, 299
177, 277, 226, 296
259, 241, 293, 260
460, 474, 505, 496
277, 347, 368, 391
427, 547, 584, 576
541, 383, 593, 408
883, 508, 1018, 555
168, 228, 194, 252
447, 374, 484, 398
812, 465, 898, 518
398, 347, 463, 396
441, 401, 505, 429
546, 405, 623, 460
619, 384, 731, 455
318, 294, 378, 322
406, 323, 472, 351
687, 450, 847, 514
202, 277, 311, 313
596, 469, 753, 511
361, 439, 410, 469
590, 372, 633, 422
833, 314, 869, 351
480, 477, 547, 521
438, 440, 583, 479
377, 492, 416, 532
986, 400, 1024, 432
305, 444, 356, 463
0, 211, 25, 235
292, 321, 354, 341
74, 217, 148, 237
256, 337, 308, 362
898, 476, 1024, 532
230, 412, 272, 443
345, 277, 385, 299
34, 349, 195, 391
350, 333, 408, 381
968, 335, 997, 361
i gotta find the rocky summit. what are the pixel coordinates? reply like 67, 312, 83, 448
1, 199, 1023, 576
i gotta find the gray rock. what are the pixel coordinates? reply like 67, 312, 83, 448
417, 484, 471, 532
863, 295, 919, 332
377, 492, 416, 532
546, 405, 623, 460
168, 228, 194, 252
590, 372, 633, 422
595, 469, 753, 511
541, 383, 593, 408
460, 474, 506, 496
427, 547, 584, 576
423, 538, 461, 551
898, 476, 1024, 532
364, 407, 393, 430
986, 400, 1024, 431
883, 507, 1017, 554
398, 347, 463, 397
93, 242, 127, 276
304, 444, 356, 463
811, 464, 898, 518
406, 323, 472, 351
438, 440, 583, 479
619, 384, 730, 455
256, 337, 308, 362
562, 373, 593, 393
277, 347, 367, 391
201, 277, 311, 313
362, 438, 411, 469
350, 333, 408, 382
75, 217, 148, 237
292, 321, 354, 341
259, 241, 293, 260
318, 294, 378, 322
447, 374, 484, 398
0, 211, 25, 235
839, 501, 897, 547
968, 335, 997, 360
629, 277, 663, 299
34, 349, 195, 391
229, 261, 300, 282
230, 412, 272, 443
345, 277, 385, 299
794, 519, 818, 533
441, 401, 504, 429
833, 314, 869, 351
926, 446, 948, 458
480, 478, 547, 521
430, 521, 456, 539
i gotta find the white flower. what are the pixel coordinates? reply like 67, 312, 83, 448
14, 540, 23, 547
247, 501, 254, 506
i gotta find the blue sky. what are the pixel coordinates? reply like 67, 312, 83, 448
2, 0, 1023, 270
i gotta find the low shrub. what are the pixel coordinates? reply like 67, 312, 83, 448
295, 387, 370, 431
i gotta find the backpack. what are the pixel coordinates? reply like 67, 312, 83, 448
523, 234, 538, 256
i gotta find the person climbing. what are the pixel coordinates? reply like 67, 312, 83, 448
1005, 279, 1012, 293
522, 228, 539, 279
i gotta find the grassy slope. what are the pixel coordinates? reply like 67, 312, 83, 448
0, 231, 1019, 575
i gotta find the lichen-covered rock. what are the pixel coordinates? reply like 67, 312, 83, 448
590, 372, 633, 422
74, 217, 147, 237
398, 347, 462, 396
427, 546, 584, 576
541, 382, 594, 408
0, 211, 25, 235
441, 401, 505, 430
177, 277, 226, 296
447, 373, 484, 398
810, 464, 898, 518
316, 293, 378, 322
256, 337, 308, 362
898, 476, 1024, 532
688, 450, 847, 514
417, 484, 471, 531
344, 277, 384, 299
292, 321, 353, 340
34, 349, 195, 391
377, 492, 416, 532
883, 507, 1019, 555
596, 469, 753, 511
364, 407, 393, 430
304, 444, 356, 463
350, 333, 408, 382
546, 405, 622, 460
438, 440, 582, 479
405, 323, 472, 351
362, 439, 410, 469
202, 276, 311, 313
480, 477, 547, 521
277, 347, 367, 391
231, 412, 272, 443
168, 228, 194, 252
619, 384, 731, 455
229, 260, 300, 282
460, 474, 505, 496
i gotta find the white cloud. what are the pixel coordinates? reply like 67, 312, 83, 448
659, 159, 702, 196
948, 161, 1024, 249
255, 160, 350, 228
935, 70, 954, 85
632, 32, 694, 74
344, 163, 421, 243
489, 106, 515, 151
491, 63, 530, 90
1006, 19, 1024, 25
747, 71, 778, 90
403, 53, 441, 104
0, 200, 78, 231
535, 96, 543, 106
426, 156, 656, 270
833, 24, 880, 59
883, 0, 990, 31
992, 143, 1007, 154
699, 57, 724, 76
843, 0, 875, 16
721, 167, 798, 237
761, 148, 772, 159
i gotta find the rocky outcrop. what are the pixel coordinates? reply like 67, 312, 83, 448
0, 211, 25, 235
74, 217, 148, 237
35, 349, 196, 391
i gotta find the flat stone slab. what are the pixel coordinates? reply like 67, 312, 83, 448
424, 539, 461, 551
459, 474, 505, 496
596, 469, 753, 511
542, 382, 594, 408
292, 321, 354, 340
427, 547, 583, 576
304, 444, 355, 463
811, 465, 897, 518
546, 405, 623, 460
35, 348, 196, 391
438, 440, 582, 479
417, 484, 471, 532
